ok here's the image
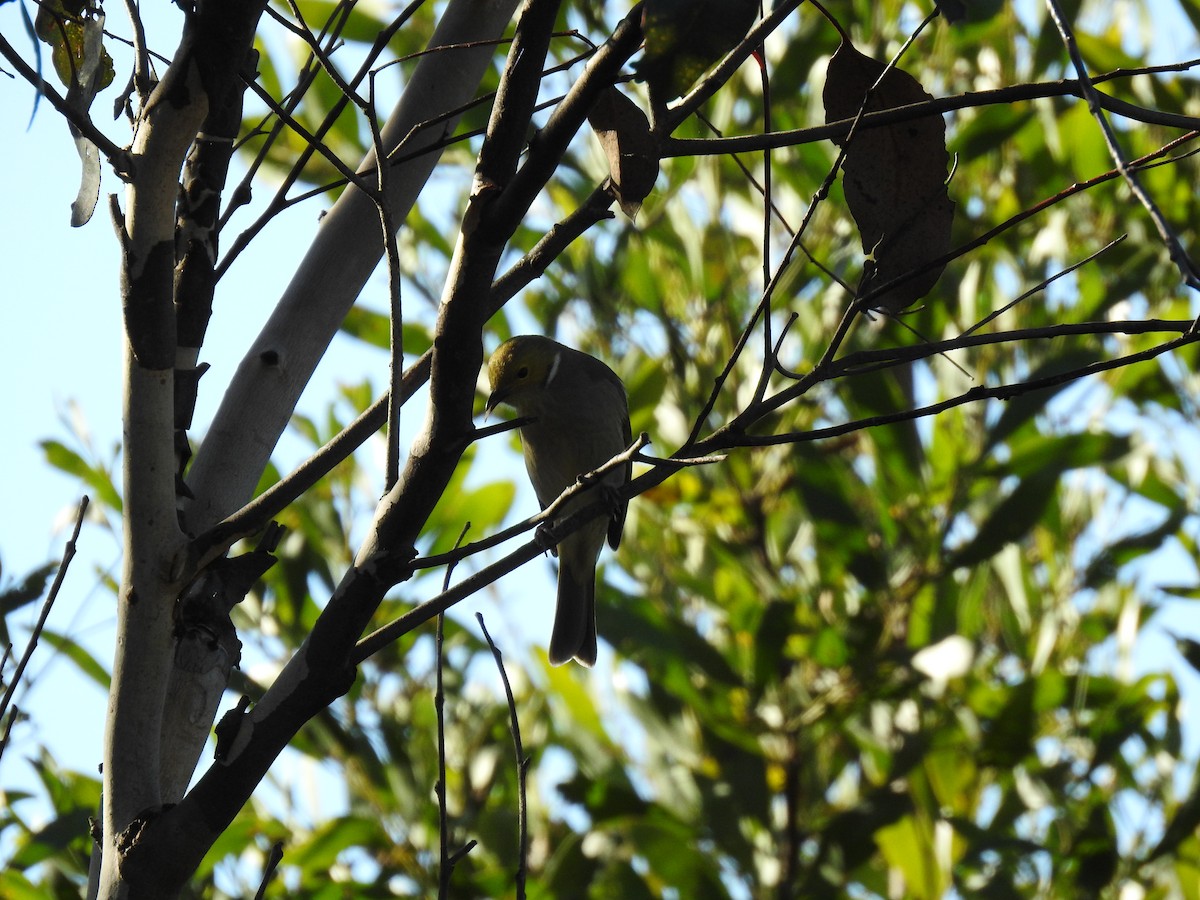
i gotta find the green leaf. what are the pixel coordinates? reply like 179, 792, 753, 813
34, 0, 114, 91
979, 677, 1036, 767
0, 870, 52, 900
340, 306, 433, 356
946, 471, 1058, 570
877, 815, 944, 900
998, 431, 1130, 479
39, 439, 121, 513
1083, 506, 1186, 589
983, 348, 1103, 452
636, 0, 759, 107
0, 562, 57, 644
6, 808, 93, 869
38, 629, 111, 690
288, 816, 388, 872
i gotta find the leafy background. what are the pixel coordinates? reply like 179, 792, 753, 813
4, 0, 1200, 897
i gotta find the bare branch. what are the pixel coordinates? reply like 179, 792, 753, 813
663, 78, 1200, 159
0, 30, 132, 177
476, 614, 529, 899
188, 187, 613, 569
719, 330, 1199, 450
0, 496, 88, 761
436, 523, 468, 900
1045, 0, 1200, 292
252, 841, 284, 900
409, 434, 649, 574
962, 235, 1128, 337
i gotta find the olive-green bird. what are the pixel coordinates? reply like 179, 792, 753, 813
485, 335, 631, 667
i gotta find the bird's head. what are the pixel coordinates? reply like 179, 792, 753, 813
485, 335, 563, 416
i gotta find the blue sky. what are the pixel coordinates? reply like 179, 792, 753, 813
3, 0, 1200, 887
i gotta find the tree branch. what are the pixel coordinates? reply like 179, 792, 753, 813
184, 0, 523, 536
1045, 0, 1200, 292
0, 30, 133, 177
0, 496, 88, 761
187, 185, 614, 571
663, 77, 1200, 158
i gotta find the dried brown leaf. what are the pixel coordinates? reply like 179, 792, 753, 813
823, 41, 955, 313
588, 87, 659, 219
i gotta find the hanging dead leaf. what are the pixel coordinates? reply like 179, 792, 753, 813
823, 41, 955, 314
588, 87, 659, 219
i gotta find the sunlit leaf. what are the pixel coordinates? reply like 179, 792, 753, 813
38, 629, 111, 690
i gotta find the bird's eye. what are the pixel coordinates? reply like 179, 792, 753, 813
516, 366, 529, 379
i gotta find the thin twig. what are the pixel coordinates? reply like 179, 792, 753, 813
448, 840, 477, 864
632, 451, 728, 468
0, 32, 132, 177
664, 76, 1200, 159
1044, 0, 1200, 294
963, 235, 1127, 337
694, 111, 850, 293
252, 841, 284, 900
832, 319, 1194, 377
0, 497, 89, 752
0, 704, 19, 764
435, 603, 450, 900
757, 24, 774, 408
217, 0, 428, 268
355, 512, 589, 663
241, 77, 375, 193
473, 416, 534, 443
408, 435, 648, 573
436, 523, 469, 899
363, 68, 407, 491
190, 191, 614, 568
281, 0, 370, 110
119, 0, 151, 103
220, 0, 363, 233
740, 329, 1200, 445
476, 614, 528, 899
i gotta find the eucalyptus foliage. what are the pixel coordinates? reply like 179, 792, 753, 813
3, 1, 1200, 897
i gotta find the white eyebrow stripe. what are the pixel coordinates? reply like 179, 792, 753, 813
545, 350, 561, 387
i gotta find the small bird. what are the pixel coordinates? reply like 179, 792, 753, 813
485, 335, 631, 666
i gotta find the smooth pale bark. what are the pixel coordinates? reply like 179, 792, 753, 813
99, 3, 267, 896
183, 0, 523, 534
128, 0, 519, 864
115, 6, 573, 892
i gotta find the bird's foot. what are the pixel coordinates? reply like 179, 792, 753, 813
598, 481, 623, 517
534, 522, 560, 556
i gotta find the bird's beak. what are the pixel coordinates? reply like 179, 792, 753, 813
484, 387, 506, 419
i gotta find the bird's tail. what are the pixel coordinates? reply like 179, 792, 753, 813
549, 557, 597, 667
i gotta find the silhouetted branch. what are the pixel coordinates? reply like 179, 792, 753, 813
252, 841, 284, 900
0, 496, 88, 761
1045, 0, 1200, 292
436, 524, 468, 899
477, 614, 529, 900
663, 76, 1200, 159
0, 32, 132, 176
